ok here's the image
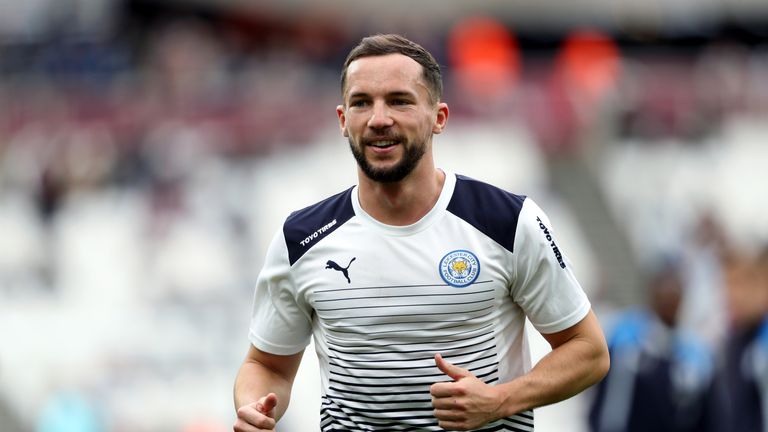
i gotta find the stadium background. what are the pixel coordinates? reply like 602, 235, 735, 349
1, 0, 767, 431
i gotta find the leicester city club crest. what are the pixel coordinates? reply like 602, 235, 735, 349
439, 250, 480, 287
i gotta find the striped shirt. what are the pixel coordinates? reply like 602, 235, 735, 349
250, 172, 590, 431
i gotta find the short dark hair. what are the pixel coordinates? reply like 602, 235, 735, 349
340, 34, 443, 104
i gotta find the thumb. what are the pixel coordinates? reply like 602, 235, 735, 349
257, 393, 278, 416
435, 353, 472, 380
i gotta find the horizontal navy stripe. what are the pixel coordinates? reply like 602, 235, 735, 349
321, 395, 533, 431
328, 313, 494, 331
328, 352, 497, 371
315, 279, 493, 295
323, 311, 494, 327
329, 362, 498, 381
326, 330, 495, 350
316, 297, 494, 312
324, 402, 434, 419
327, 320, 494, 337
325, 322, 494, 344
329, 344, 496, 364
327, 377, 503, 393
315, 288, 495, 303
328, 333, 495, 355
328, 386, 430, 397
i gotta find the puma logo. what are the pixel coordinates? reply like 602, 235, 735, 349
325, 257, 356, 284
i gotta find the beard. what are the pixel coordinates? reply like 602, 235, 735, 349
348, 137, 427, 183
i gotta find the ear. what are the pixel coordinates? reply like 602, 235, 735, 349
432, 102, 449, 134
336, 105, 349, 137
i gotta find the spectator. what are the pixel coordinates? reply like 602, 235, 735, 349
717, 248, 768, 431
589, 260, 718, 432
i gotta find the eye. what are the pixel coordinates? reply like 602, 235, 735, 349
349, 99, 368, 108
390, 98, 411, 106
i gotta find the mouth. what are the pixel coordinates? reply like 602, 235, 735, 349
364, 137, 402, 150
367, 140, 399, 149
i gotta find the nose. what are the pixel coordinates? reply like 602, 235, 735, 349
367, 101, 394, 129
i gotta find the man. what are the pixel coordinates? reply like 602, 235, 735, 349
234, 34, 609, 431
717, 248, 768, 431
588, 261, 718, 432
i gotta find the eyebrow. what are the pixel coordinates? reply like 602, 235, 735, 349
347, 90, 417, 100
387, 91, 417, 99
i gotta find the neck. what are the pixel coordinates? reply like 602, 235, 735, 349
357, 163, 445, 226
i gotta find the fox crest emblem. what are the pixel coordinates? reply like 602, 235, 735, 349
451, 260, 468, 275
439, 250, 480, 288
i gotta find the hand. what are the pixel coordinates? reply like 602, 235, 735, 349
233, 393, 278, 432
430, 354, 502, 431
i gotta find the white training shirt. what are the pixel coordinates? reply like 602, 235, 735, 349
249, 171, 590, 431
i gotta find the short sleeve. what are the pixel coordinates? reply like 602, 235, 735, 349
511, 199, 590, 334
248, 229, 313, 355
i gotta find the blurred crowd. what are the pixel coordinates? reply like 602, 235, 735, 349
590, 221, 768, 432
1, 3, 768, 432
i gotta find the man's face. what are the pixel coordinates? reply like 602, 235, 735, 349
337, 54, 447, 183
725, 256, 768, 329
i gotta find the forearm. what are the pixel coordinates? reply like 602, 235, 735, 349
496, 312, 610, 417
234, 359, 294, 420
501, 337, 608, 416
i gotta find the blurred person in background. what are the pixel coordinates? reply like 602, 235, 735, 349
676, 213, 730, 355
233, 33, 609, 431
717, 247, 768, 431
37, 387, 104, 432
588, 260, 719, 432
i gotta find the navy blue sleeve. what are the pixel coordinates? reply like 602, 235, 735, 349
447, 175, 525, 253
283, 187, 356, 265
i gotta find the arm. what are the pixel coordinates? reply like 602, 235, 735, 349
505, 309, 609, 411
431, 310, 609, 430
233, 344, 304, 432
